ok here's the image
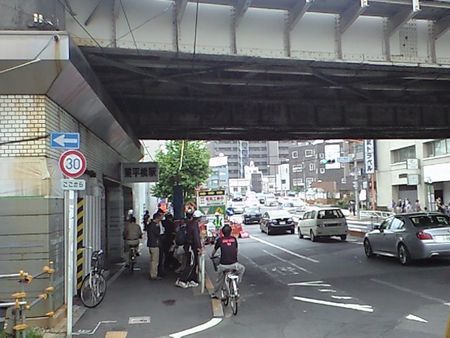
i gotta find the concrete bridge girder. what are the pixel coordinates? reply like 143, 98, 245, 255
64, 0, 450, 65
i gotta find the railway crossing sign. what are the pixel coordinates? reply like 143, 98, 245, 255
58, 150, 87, 179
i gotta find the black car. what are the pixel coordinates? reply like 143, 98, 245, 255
260, 210, 295, 235
243, 207, 262, 224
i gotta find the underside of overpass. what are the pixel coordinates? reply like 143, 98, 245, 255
83, 46, 450, 140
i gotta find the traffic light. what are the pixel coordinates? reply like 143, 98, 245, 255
320, 159, 336, 164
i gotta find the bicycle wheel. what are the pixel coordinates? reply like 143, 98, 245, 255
230, 279, 238, 315
80, 273, 106, 308
221, 288, 229, 307
129, 249, 135, 273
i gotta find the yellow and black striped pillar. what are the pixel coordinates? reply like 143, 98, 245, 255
76, 198, 85, 291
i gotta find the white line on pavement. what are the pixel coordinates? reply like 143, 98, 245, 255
262, 249, 311, 273
293, 296, 374, 313
406, 314, 428, 323
371, 278, 449, 305
169, 318, 222, 338
250, 235, 319, 263
318, 289, 337, 293
332, 296, 353, 300
288, 281, 330, 287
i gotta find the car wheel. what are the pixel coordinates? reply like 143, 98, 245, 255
298, 227, 304, 239
398, 243, 411, 266
340, 235, 347, 241
363, 239, 374, 258
310, 230, 318, 242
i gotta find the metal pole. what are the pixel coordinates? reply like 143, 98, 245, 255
66, 189, 76, 338
371, 174, 376, 210
200, 252, 205, 294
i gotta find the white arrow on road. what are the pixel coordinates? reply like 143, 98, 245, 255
405, 314, 428, 323
293, 296, 374, 313
54, 134, 78, 147
288, 281, 331, 287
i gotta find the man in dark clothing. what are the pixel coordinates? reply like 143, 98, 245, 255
161, 214, 178, 271
210, 225, 245, 299
147, 213, 163, 280
175, 210, 203, 288
143, 210, 150, 231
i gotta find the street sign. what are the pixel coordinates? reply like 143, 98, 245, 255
337, 156, 353, 163
59, 150, 87, 178
50, 132, 80, 149
61, 179, 86, 191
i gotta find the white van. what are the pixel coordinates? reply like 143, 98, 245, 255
298, 207, 348, 242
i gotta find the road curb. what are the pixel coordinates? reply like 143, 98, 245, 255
205, 272, 224, 318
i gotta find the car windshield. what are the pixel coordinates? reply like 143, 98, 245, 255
269, 211, 291, 219
317, 209, 344, 219
409, 214, 450, 228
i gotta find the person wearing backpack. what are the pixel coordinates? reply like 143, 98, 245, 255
175, 210, 203, 288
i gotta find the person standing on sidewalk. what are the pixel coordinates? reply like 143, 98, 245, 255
147, 213, 163, 280
175, 210, 203, 288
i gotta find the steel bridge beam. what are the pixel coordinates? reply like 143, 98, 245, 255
340, 0, 369, 34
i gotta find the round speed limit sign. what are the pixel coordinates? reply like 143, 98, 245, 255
59, 150, 87, 178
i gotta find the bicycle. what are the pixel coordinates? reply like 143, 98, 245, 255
210, 256, 240, 315
80, 247, 107, 308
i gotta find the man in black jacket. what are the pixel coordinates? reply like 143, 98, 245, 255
175, 210, 203, 288
147, 213, 163, 280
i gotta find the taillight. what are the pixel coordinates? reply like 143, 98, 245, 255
417, 231, 433, 240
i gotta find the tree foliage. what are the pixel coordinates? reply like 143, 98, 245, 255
152, 141, 211, 200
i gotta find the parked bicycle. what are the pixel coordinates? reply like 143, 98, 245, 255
211, 255, 240, 315
80, 247, 106, 308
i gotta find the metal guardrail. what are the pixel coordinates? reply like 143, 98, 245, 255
0, 262, 55, 338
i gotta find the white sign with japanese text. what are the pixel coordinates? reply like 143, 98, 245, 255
364, 140, 375, 174
121, 162, 159, 183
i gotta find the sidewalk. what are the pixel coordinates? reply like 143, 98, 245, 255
54, 244, 215, 338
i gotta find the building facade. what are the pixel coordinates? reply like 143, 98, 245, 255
208, 140, 295, 179
375, 139, 450, 210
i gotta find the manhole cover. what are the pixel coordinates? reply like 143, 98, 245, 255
128, 316, 151, 324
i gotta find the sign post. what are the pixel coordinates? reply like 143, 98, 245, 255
59, 150, 86, 338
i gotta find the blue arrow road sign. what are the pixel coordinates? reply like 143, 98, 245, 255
50, 132, 80, 149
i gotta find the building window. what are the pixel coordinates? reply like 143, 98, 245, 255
391, 146, 416, 163
309, 163, 315, 171
306, 178, 314, 187
305, 149, 313, 157
319, 168, 325, 174
319, 153, 324, 159
341, 177, 346, 184
426, 139, 450, 157
292, 151, 298, 159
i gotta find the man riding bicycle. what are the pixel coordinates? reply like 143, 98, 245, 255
210, 225, 245, 299
123, 216, 143, 265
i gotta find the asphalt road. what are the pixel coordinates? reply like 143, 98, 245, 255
199, 221, 450, 338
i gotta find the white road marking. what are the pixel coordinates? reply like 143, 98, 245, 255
332, 296, 353, 300
319, 289, 337, 293
371, 278, 449, 305
169, 318, 223, 338
263, 249, 311, 273
293, 296, 374, 313
250, 235, 319, 263
288, 281, 330, 287
406, 314, 428, 323
73, 321, 117, 335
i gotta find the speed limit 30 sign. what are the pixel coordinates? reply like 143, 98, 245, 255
59, 150, 87, 178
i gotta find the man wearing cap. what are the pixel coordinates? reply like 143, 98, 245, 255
175, 210, 203, 288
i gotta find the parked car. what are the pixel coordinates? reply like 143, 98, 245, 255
243, 207, 262, 224
298, 207, 348, 242
260, 210, 295, 235
363, 212, 450, 265
290, 207, 306, 225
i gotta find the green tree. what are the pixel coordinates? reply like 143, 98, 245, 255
152, 141, 211, 200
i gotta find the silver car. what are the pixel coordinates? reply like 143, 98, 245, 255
364, 212, 450, 265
